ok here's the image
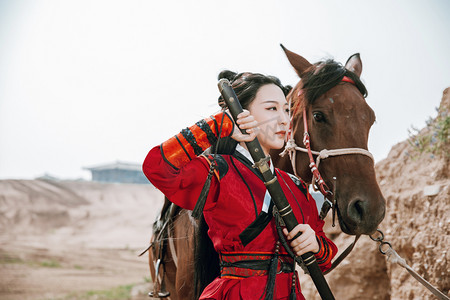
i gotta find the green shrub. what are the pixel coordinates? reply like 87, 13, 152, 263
408, 108, 449, 157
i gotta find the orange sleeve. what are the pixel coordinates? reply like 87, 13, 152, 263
161, 112, 234, 169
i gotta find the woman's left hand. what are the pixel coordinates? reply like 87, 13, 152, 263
282, 224, 320, 256
231, 110, 258, 142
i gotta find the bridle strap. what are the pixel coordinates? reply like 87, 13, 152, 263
302, 108, 332, 198
281, 75, 374, 203
281, 108, 374, 196
341, 75, 355, 84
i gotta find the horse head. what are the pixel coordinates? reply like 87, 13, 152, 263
273, 45, 385, 235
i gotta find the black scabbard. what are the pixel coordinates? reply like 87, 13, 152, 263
218, 79, 334, 300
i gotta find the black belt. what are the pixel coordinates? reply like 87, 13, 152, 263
221, 259, 294, 272
219, 253, 294, 278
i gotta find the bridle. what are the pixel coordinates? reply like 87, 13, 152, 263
280, 76, 374, 219
278, 75, 374, 274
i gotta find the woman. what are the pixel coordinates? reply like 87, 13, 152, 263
143, 71, 337, 300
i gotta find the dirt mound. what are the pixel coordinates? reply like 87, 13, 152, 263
374, 87, 449, 299
0, 179, 163, 248
0, 179, 165, 299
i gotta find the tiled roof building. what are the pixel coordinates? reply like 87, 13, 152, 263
84, 161, 148, 184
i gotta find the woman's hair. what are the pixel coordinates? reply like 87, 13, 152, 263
217, 70, 292, 109
193, 216, 220, 299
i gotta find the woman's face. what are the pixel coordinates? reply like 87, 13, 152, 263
247, 84, 289, 155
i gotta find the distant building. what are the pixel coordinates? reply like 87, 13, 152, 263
84, 161, 149, 184
35, 173, 61, 181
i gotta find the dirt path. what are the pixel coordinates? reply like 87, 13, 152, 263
1, 238, 153, 300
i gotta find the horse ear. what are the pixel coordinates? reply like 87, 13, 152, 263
280, 44, 312, 78
345, 53, 363, 78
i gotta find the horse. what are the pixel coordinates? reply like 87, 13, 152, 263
147, 46, 386, 299
147, 201, 197, 300
272, 45, 385, 235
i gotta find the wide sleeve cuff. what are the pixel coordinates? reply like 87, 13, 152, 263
160, 112, 234, 169
314, 235, 333, 267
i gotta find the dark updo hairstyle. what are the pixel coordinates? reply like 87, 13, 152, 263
217, 70, 292, 109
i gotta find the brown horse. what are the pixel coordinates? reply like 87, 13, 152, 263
272, 45, 385, 235
147, 46, 386, 299
148, 202, 196, 300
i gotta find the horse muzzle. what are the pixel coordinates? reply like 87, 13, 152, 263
337, 195, 386, 235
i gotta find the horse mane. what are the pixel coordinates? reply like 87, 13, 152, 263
194, 216, 220, 299
301, 59, 368, 105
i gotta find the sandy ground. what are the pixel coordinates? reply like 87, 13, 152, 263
0, 240, 151, 300
0, 179, 164, 300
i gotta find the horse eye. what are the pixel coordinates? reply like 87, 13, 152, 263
313, 112, 325, 122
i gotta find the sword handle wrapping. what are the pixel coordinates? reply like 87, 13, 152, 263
218, 79, 265, 159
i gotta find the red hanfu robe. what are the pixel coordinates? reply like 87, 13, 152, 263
143, 144, 337, 300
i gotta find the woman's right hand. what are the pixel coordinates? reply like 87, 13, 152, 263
231, 110, 258, 142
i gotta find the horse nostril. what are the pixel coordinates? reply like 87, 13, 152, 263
348, 199, 365, 223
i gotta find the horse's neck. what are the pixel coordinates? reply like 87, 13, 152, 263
271, 148, 313, 183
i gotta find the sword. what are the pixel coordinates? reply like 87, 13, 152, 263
218, 78, 335, 300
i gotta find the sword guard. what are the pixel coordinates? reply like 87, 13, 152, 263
252, 155, 271, 173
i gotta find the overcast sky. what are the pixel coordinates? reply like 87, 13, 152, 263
0, 0, 449, 180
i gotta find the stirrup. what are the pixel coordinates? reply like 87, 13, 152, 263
148, 291, 170, 298
149, 259, 170, 298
